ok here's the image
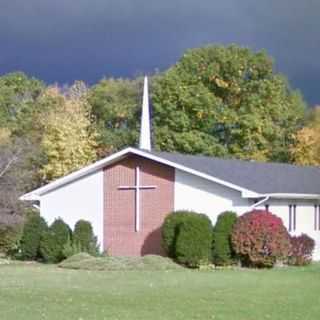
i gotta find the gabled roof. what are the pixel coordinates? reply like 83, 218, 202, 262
149, 151, 320, 196
20, 147, 320, 201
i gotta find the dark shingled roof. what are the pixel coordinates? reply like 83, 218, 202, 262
149, 151, 320, 194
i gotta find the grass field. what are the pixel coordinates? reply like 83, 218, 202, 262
0, 263, 319, 320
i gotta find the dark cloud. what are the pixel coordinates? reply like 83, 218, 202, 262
0, 0, 319, 104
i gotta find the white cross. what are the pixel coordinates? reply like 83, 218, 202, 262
118, 166, 157, 232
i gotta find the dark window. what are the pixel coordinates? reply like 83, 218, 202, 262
289, 205, 292, 231
289, 205, 297, 232
315, 205, 320, 231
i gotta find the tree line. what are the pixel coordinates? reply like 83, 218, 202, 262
0, 44, 318, 221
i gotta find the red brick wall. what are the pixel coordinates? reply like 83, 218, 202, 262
104, 155, 174, 256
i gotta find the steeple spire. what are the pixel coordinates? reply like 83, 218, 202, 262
139, 76, 151, 151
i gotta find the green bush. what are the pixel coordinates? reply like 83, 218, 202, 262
212, 211, 238, 266
162, 211, 197, 257
175, 213, 213, 267
62, 236, 82, 258
40, 218, 71, 263
73, 220, 99, 255
0, 222, 22, 256
0, 214, 23, 256
20, 214, 48, 260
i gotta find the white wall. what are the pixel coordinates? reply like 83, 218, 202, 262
175, 169, 320, 260
40, 170, 104, 250
174, 169, 249, 225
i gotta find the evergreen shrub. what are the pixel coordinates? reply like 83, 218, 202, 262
20, 214, 48, 260
0, 214, 23, 256
162, 210, 197, 257
163, 211, 213, 267
212, 211, 237, 266
40, 218, 71, 263
73, 220, 99, 256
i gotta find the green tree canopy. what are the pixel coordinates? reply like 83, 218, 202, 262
152, 45, 306, 162
88, 78, 142, 156
0, 72, 44, 135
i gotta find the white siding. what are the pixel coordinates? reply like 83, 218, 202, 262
174, 169, 320, 260
40, 170, 104, 250
174, 169, 249, 226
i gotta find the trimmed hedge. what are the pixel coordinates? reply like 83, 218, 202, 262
162, 211, 197, 257
231, 210, 291, 268
73, 220, 99, 256
288, 234, 315, 266
20, 214, 48, 260
212, 211, 238, 266
162, 211, 213, 267
40, 218, 71, 263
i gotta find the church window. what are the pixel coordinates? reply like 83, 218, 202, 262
314, 205, 320, 231
289, 205, 296, 232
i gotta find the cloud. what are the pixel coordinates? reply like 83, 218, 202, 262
0, 0, 319, 104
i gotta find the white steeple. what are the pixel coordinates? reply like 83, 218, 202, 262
139, 76, 151, 151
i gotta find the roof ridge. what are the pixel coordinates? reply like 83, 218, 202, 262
151, 150, 320, 170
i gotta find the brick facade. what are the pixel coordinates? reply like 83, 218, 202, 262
104, 155, 174, 256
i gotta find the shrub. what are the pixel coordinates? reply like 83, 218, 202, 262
175, 213, 213, 267
212, 211, 238, 266
162, 211, 197, 257
288, 234, 315, 266
231, 210, 291, 268
40, 218, 71, 263
73, 220, 99, 256
62, 236, 82, 259
20, 214, 48, 260
0, 214, 23, 256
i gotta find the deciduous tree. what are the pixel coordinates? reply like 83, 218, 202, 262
290, 106, 320, 165
88, 78, 142, 155
152, 45, 306, 161
38, 84, 98, 182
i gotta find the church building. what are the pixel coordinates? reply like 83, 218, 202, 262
21, 78, 320, 259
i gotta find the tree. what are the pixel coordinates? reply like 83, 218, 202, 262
38, 84, 98, 182
290, 106, 320, 165
152, 45, 306, 162
0, 134, 38, 255
0, 135, 39, 218
0, 72, 44, 135
88, 78, 142, 156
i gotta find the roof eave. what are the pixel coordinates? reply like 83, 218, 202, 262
20, 147, 257, 201
245, 193, 320, 200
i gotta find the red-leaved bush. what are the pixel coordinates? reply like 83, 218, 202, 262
288, 234, 315, 266
231, 210, 291, 267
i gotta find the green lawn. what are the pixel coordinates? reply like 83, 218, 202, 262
0, 263, 319, 320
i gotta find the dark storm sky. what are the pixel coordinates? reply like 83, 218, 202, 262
1, 0, 319, 105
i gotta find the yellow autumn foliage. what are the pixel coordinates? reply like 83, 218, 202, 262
0, 127, 11, 146
39, 86, 98, 182
291, 126, 320, 166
